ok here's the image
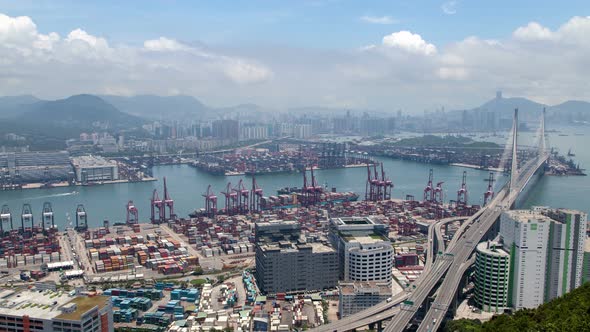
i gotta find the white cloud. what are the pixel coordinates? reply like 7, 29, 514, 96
2, 12, 590, 111
221, 58, 273, 84
513, 16, 590, 45
66, 28, 107, 48
441, 1, 458, 15
144, 37, 190, 52
437, 67, 468, 80
360, 15, 397, 25
142, 37, 272, 84
513, 22, 553, 41
0, 12, 272, 93
0, 13, 37, 44
382, 31, 437, 56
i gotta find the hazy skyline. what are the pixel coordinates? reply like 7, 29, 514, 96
0, 0, 589, 113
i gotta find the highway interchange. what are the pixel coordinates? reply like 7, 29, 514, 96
314, 152, 547, 332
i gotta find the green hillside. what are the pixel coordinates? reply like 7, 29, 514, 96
444, 282, 590, 332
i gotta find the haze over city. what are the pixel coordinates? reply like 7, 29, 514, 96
0, 2, 589, 332
1, 0, 590, 111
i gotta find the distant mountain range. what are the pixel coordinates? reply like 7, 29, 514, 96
0, 93, 589, 132
0, 94, 143, 129
446, 96, 590, 125
100, 94, 209, 120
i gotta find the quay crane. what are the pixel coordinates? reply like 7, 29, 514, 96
126, 201, 139, 224
75, 204, 88, 231
202, 185, 218, 217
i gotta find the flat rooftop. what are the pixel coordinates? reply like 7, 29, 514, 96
332, 217, 376, 226
350, 234, 389, 244
71, 155, 117, 168
259, 241, 335, 254
56, 296, 109, 321
0, 288, 108, 321
476, 241, 509, 257
339, 281, 391, 296
503, 210, 554, 223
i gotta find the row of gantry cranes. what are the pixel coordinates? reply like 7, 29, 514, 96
365, 163, 497, 209
0, 165, 499, 235
200, 165, 325, 217
137, 163, 500, 221
0, 202, 89, 236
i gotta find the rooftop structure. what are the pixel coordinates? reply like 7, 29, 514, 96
0, 288, 112, 332
330, 217, 388, 236
254, 220, 300, 244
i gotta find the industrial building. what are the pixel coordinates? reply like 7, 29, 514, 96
71, 155, 119, 183
0, 151, 73, 184
499, 208, 588, 309
0, 288, 113, 332
338, 282, 391, 317
474, 241, 510, 313
255, 220, 338, 294
329, 217, 393, 283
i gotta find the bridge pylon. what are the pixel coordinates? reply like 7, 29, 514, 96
509, 108, 519, 195
539, 107, 547, 156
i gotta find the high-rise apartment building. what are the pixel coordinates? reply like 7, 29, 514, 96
212, 119, 239, 141
500, 208, 587, 309
474, 241, 510, 313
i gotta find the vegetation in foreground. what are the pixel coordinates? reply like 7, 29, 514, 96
444, 282, 590, 332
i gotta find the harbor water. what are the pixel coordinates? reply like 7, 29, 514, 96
0, 127, 587, 229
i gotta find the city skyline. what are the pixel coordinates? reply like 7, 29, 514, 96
0, 1, 589, 112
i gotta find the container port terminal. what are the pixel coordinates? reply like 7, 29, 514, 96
0, 112, 586, 331
189, 142, 375, 176
0, 151, 155, 190
0, 157, 501, 331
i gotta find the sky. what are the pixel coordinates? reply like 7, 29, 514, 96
0, 0, 589, 113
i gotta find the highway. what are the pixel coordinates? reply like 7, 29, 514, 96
312, 292, 409, 331
384, 154, 546, 332
312, 216, 466, 332
415, 154, 548, 332
312, 111, 547, 332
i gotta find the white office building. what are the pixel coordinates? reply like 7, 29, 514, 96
329, 217, 393, 283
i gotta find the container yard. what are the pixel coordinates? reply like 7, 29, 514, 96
0, 163, 505, 331
190, 142, 374, 176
